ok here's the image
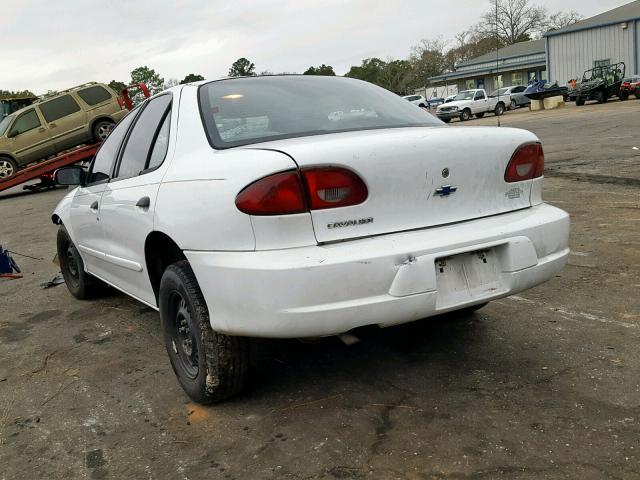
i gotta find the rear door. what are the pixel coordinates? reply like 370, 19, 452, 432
6, 108, 55, 165
98, 94, 173, 306
250, 126, 537, 243
39, 94, 88, 152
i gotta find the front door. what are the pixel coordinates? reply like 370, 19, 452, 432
38, 94, 88, 152
6, 108, 55, 165
69, 107, 140, 278
99, 94, 173, 306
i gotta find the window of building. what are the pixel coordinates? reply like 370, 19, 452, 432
493, 75, 503, 89
39, 95, 81, 123
540, 69, 548, 81
511, 72, 524, 86
77, 86, 112, 106
10, 109, 40, 136
465, 79, 475, 90
594, 59, 611, 68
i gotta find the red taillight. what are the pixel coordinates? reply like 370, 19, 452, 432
235, 167, 367, 215
302, 167, 368, 210
235, 170, 307, 215
504, 142, 544, 183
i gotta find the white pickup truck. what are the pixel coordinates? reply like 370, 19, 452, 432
436, 89, 507, 123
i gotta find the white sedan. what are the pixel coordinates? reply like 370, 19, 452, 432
52, 75, 570, 403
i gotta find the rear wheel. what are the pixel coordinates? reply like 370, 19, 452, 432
460, 109, 471, 121
510, 99, 517, 110
159, 261, 249, 404
494, 103, 505, 116
57, 226, 105, 299
0, 156, 18, 179
576, 96, 585, 106
619, 92, 629, 101
92, 120, 115, 142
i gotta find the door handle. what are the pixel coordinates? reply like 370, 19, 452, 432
38, 127, 46, 133
90, 201, 99, 211
50, 123, 57, 128
136, 196, 150, 208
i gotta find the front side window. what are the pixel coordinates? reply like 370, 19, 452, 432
115, 94, 172, 179
475, 91, 486, 100
0, 114, 14, 136
77, 86, 113, 106
87, 109, 139, 184
199, 76, 440, 148
39, 95, 81, 123
10, 110, 40, 136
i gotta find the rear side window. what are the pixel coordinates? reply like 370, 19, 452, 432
87, 109, 139, 184
39, 95, 81, 123
77, 86, 112, 106
115, 94, 172, 180
11, 110, 40, 136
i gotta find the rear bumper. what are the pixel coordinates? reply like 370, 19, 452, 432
186, 203, 570, 338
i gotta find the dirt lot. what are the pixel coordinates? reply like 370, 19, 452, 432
1, 100, 639, 480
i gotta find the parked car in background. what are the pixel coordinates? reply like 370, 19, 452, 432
490, 86, 530, 110
436, 89, 507, 122
619, 75, 640, 100
0, 82, 127, 178
444, 94, 456, 103
402, 94, 428, 108
427, 97, 445, 108
52, 75, 569, 403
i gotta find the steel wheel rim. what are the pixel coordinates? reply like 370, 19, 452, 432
169, 292, 199, 379
0, 160, 14, 178
65, 243, 80, 288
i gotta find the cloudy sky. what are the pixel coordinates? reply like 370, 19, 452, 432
1, 0, 632, 93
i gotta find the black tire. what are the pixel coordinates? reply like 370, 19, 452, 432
57, 226, 105, 299
460, 109, 471, 121
441, 118, 451, 123
596, 91, 606, 104
475, 112, 485, 118
619, 92, 629, 101
494, 103, 505, 116
92, 120, 115, 143
576, 96, 585, 106
510, 99, 517, 110
0, 156, 18, 179
159, 260, 249, 404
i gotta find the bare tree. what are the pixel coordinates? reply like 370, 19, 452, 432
475, 0, 547, 44
545, 10, 582, 31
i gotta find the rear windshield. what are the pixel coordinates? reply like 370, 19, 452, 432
199, 76, 441, 148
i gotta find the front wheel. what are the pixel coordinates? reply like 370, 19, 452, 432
460, 109, 471, 121
576, 96, 585, 106
440, 118, 451, 123
494, 103, 505, 116
596, 91, 606, 104
0, 156, 18, 179
159, 261, 249, 404
57, 226, 105, 299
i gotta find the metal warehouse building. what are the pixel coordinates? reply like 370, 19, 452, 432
546, 1, 640, 84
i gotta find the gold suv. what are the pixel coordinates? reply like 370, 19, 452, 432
0, 82, 128, 178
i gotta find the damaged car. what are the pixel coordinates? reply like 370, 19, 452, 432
51, 75, 570, 403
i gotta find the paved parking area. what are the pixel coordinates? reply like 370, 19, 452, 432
1, 100, 639, 479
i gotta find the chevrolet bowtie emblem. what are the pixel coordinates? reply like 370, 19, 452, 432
435, 185, 457, 196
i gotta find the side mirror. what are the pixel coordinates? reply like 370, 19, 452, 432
54, 166, 85, 186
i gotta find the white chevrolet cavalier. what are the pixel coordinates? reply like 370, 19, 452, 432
52, 76, 570, 403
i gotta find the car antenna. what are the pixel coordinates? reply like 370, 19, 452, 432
495, 0, 501, 127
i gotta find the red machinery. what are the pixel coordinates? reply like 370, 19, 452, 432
0, 83, 150, 194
